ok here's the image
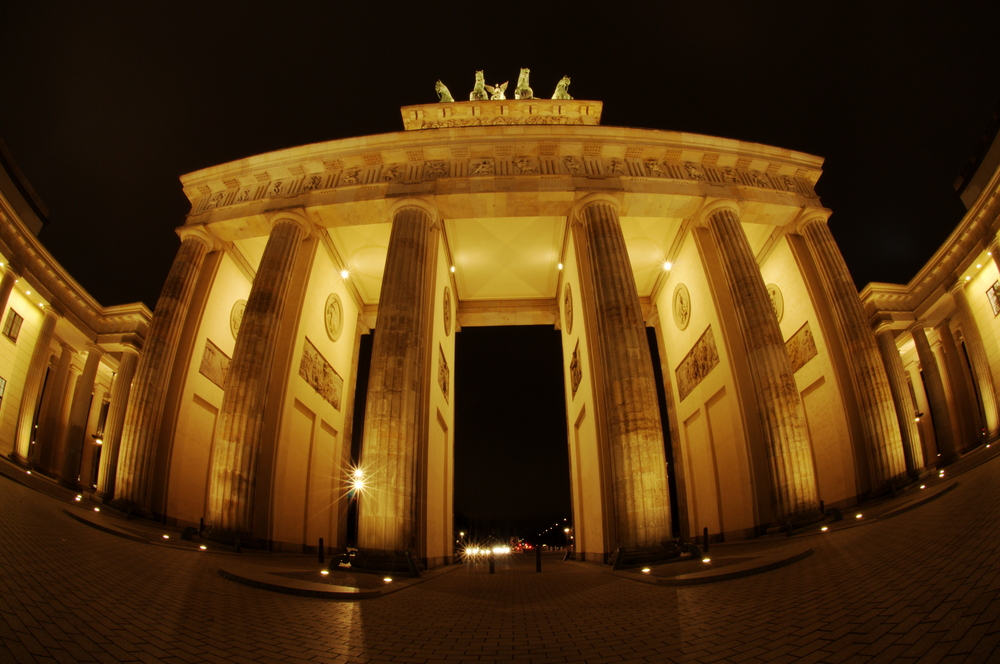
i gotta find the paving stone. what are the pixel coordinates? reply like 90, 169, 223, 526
8, 453, 1000, 662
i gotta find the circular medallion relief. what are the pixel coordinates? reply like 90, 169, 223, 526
443, 287, 452, 336
563, 283, 574, 334
230, 299, 247, 339
766, 283, 784, 323
672, 284, 691, 331
324, 293, 344, 341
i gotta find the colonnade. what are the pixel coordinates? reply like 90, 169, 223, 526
102, 193, 977, 557
0, 273, 138, 493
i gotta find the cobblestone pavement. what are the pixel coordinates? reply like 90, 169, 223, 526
3, 451, 1000, 663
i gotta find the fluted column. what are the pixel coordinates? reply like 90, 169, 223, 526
61, 345, 103, 488
950, 282, 999, 436
358, 205, 436, 553
115, 229, 213, 510
578, 198, 671, 549
11, 305, 59, 463
874, 324, 923, 474
34, 343, 75, 473
206, 216, 310, 539
910, 323, 957, 463
989, 237, 1000, 276
706, 205, 818, 521
96, 346, 139, 500
0, 262, 21, 315
800, 216, 906, 486
937, 322, 980, 448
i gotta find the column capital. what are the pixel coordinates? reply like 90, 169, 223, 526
266, 209, 316, 237
989, 235, 1000, 255
699, 198, 742, 226
873, 320, 895, 337
1, 258, 24, 278
175, 224, 220, 251
387, 197, 438, 226
948, 279, 969, 296
85, 342, 105, 356
42, 301, 64, 320
793, 208, 833, 234
907, 321, 927, 336
119, 341, 141, 357
569, 193, 622, 227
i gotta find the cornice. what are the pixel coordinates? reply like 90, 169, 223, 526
179, 126, 825, 217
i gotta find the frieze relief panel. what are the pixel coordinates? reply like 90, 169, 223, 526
199, 338, 231, 389
676, 326, 720, 401
786, 321, 818, 373
438, 344, 450, 402
298, 337, 343, 410
570, 340, 583, 398
190, 149, 818, 212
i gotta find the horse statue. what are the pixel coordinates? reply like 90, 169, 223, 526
469, 71, 489, 101
514, 68, 534, 99
485, 81, 508, 100
551, 75, 573, 100
435, 80, 455, 103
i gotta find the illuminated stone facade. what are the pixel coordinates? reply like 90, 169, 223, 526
41, 99, 935, 566
0, 144, 150, 495
862, 127, 1000, 476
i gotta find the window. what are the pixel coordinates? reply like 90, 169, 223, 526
2, 310, 23, 342
988, 282, 1000, 317
0, 376, 7, 409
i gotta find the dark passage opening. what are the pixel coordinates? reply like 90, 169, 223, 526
454, 325, 570, 547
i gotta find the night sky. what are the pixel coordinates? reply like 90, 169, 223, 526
3, 3, 1000, 540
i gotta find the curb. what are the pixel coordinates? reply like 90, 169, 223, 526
218, 568, 384, 600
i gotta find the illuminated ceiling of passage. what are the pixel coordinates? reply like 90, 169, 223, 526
233, 215, 779, 306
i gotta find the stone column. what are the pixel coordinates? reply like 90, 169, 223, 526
0, 262, 21, 315
800, 216, 906, 486
34, 343, 75, 473
60, 345, 103, 488
358, 204, 436, 554
578, 198, 671, 549
910, 323, 957, 464
205, 216, 311, 539
989, 237, 1000, 276
115, 228, 213, 511
873, 324, 923, 474
949, 282, 999, 436
11, 305, 59, 463
96, 345, 139, 501
705, 204, 819, 521
936, 322, 980, 448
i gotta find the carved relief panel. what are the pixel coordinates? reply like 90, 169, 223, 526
676, 326, 720, 401
200, 339, 231, 389
299, 337, 343, 410
438, 344, 450, 402
570, 340, 583, 398
786, 322, 818, 373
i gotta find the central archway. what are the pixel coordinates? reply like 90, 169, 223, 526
453, 325, 570, 548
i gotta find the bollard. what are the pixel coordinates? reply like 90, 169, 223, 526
235, 538, 241, 554
489, 552, 495, 574
702, 527, 709, 553
318, 537, 325, 564
536, 546, 541, 572
199, 517, 204, 534
819, 500, 824, 516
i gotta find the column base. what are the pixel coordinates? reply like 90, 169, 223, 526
6, 451, 29, 468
